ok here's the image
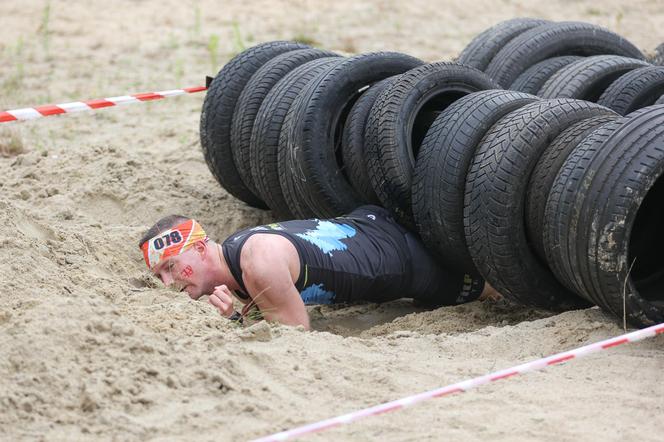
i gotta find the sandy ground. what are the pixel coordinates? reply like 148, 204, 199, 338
1, 1, 663, 440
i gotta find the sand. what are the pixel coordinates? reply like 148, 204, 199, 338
1, 1, 663, 440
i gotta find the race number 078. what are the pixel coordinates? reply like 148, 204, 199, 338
153, 230, 183, 250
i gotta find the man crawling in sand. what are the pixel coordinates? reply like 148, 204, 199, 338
139, 205, 500, 330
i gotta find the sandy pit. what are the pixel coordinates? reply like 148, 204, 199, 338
1, 1, 663, 440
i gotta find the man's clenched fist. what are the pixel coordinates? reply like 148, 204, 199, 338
209, 285, 236, 318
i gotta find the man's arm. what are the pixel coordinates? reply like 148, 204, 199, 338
239, 234, 310, 330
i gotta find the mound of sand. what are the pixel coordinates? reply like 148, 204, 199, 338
1, 1, 663, 440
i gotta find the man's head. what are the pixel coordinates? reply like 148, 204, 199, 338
139, 215, 220, 300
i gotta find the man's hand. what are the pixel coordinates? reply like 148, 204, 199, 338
209, 285, 236, 318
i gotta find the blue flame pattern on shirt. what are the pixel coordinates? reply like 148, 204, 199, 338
300, 283, 335, 305
294, 220, 356, 255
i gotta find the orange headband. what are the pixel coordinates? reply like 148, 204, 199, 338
141, 219, 208, 269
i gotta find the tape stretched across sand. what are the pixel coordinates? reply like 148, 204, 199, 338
253, 323, 664, 441
0, 86, 207, 123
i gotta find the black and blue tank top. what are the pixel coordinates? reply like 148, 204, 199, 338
221, 205, 417, 305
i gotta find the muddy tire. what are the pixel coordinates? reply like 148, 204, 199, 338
200, 41, 309, 208
412, 89, 538, 273
526, 114, 619, 263
485, 22, 645, 87
597, 66, 664, 115
538, 55, 650, 101
543, 106, 664, 327
250, 57, 343, 219
365, 62, 498, 227
509, 56, 583, 94
457, 18, 549, 71
279, 52, 424, 218
464, 99, 614, 310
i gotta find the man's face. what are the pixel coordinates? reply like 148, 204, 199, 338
152, 244, 208, 300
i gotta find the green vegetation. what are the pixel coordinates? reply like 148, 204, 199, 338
231, 21, 246, 55
207, 34, 220, 69
37, 0, 51, 51
0, 129, 26, 158
292, 33, 319, 47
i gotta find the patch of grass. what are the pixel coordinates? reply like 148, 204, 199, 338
0, 129, 26, 157
2, 61, 24, 95
231, 21, 246, 55
292, 33, 319, 47
174, 58, 184, 85
193, 4, 201, 37
207, 34, 220, 69
37, 0, 51, 52
615, 10, 624, 30
586, 7, 602, 16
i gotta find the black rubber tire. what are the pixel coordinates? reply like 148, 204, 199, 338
200, 41, 308, 208
457, 18, 549, 72
544, 106, 664, 327
464, 99, 613, 310
365, 62, 499, 227
485, 22, 645, 87
249, 57, 343, 219
340, 77, 395, 205
231, 48, 338, 198
597, 66, 664, 115
543, 118, 628, 298
526, 114, 619, 263
509, 56, 583, 94
538, 55, 650, 101
412, 89, 538, 273
279, 52, 424, 218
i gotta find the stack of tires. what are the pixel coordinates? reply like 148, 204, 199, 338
199, 20, 664, 329
459, 18, 664, 114
413, 92, 664, 329
200, 43, 500, 220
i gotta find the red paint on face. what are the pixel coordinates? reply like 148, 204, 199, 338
181, 265, 194, 279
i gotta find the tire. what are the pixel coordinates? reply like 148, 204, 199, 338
412, 89, 538, 273
279, 52, 424, 218
485, 22, 645, 87
200, 41, 309, 208
249, 57, 343, 219
457, 18, 549, 71
657, 95, 664, 105
538, 55, 650, 101
510, 56, 583, 94
543, 118, 628, 297
231, 49, 338, 198
544, 106, 664, 327
340, 77, 395, 205
464, 99, 613, 310
597, 66, 664, 115
526, 114, 619, 263
365, 62, 499, 227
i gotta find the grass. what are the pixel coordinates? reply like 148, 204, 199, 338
0, 129, 26, 157
292, 33, 319, 47
193, 4, 201, 37
207, 34, 220, 69
231, 21, 246, 55
37, 0, 51, 52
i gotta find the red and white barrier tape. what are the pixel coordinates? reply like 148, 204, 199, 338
0, 86, 207, 123
252, 322, 664, 442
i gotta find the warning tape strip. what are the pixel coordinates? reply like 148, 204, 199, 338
252, 322, 664, 441
0, 86, 207, 123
